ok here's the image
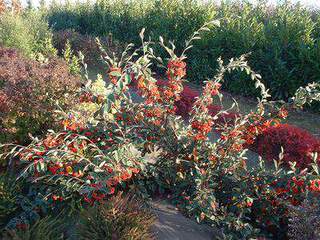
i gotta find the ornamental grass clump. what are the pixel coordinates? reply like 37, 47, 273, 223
1, 215, 66, 240
0, 174, 21, 229
1, 21, 320, 239
77, 192, 155, 240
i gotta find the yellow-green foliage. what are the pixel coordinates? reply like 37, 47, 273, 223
74, 75, 106, 123
0, 10, 56, 58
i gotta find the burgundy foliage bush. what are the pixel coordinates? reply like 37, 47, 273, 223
253, 124, 320, 168
0, 47, 81, 144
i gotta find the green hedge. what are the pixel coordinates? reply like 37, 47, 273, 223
46, 0, 320, 109
0, 10, 56, 58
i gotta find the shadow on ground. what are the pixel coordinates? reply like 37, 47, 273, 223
150, 200, 222, 240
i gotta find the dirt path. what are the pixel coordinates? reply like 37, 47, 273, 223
151, 200, 221, 240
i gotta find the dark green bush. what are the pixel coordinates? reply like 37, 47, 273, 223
46, 0, 320, 111
0, 174, 21, 229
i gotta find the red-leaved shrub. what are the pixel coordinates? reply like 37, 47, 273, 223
253, 124, 320, 168
0, 47, 81, 144
175, 84, 199, 117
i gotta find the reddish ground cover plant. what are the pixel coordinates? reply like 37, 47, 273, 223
253, 124, 320, 168
0, 47, 80, 144
173, 83, 198, 116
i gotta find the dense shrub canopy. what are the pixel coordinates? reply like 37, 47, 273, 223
0, 47, 81, 144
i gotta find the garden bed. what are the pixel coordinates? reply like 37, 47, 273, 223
1, 4, 320, 240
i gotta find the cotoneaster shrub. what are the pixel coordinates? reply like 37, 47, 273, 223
158, 80, 317, 168
0, 47, 80, 144
1, 23, 320, 239
253, 124, 320, 169
154, 79, 237, 124
154, 79, 198, 117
